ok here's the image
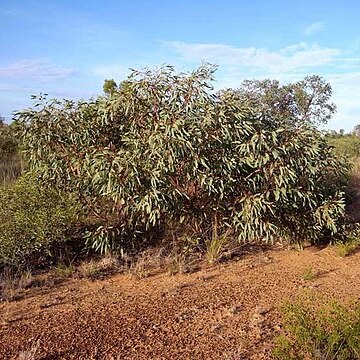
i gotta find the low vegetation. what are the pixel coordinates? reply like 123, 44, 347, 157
0, 268, 33, 301
0, 173, 79, 270
301, 267, 315, 281
273, 298, 360, 359
327, 134, 360, 159
336, 236, 360, 257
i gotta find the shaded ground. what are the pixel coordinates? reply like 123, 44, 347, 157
0, 246, 359, 360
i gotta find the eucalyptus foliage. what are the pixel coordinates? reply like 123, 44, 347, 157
17, 65, 349, 253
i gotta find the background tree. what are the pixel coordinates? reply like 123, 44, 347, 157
0, 120, 19, 160
224, 75, 336, 128
353, 124, 360, 137
0, 117, 23, 185
103, 79, 118, 96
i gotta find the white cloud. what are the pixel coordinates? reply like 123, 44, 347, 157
304, 21, 325, 36
0, 59, 76, 80
163, 41, 340, 73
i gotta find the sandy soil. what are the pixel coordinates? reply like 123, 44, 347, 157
0, 246, 359, 360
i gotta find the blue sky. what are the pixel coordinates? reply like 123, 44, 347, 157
1, 0, 360, 130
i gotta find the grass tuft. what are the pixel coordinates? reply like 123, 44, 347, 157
336, 237, 360, 257
302, 267, 315, 281
0, 269, 33, 301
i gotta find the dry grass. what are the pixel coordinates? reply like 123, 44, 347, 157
346, 157, 360, 222
126, 248, 165, 279
53, 263, 75, 277
348, 158, 360, 191
52, 253, 122, 280
336, 237, 360, 257
0, 269, 33, 301
75, 253, 121, 279
127, 256, 152, 279
18, 340, 40, 360
51, 249, 189, 281
0, 156, 23, 187
123, 244, 201, 279
166, 254, 196, 275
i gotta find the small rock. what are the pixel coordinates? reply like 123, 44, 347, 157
228, 305, 241, 315
212, 323, 223, 332
254, 306, 270, 315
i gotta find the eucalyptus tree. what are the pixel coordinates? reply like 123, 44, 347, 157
17, 65, 348, 253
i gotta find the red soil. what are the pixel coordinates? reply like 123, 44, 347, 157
0, 246, 359, 359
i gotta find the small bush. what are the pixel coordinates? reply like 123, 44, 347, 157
273, 298, 360, 360
0, 173, 79, 270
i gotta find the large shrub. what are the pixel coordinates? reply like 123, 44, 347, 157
17, 65, 349, 252
0, 173, 79, 269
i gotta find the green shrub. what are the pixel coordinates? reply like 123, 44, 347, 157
0, 173, 79, 270
273, 298, 360, 360
16, 65, 349, 252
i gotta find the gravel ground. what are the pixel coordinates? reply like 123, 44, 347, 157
0, 246, 359, 359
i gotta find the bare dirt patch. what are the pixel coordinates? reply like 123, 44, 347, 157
0, 246, 359, 359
